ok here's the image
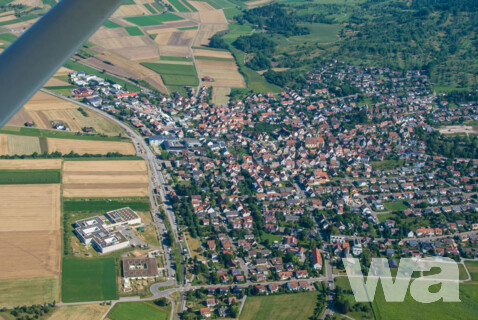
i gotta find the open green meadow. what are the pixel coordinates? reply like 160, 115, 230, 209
144, 3, 158, 14
168, 0, 190, 12
103, 20, 121, 28
124, 13, 183, 26
383, 200, 408, 212
336, 261, 478, 320
107, 302, 169, 320
0, 276, 60, 308
61, 258, 117, 302
240, 292, 319, 320
0, 169, 61, 184
141, 62, 199, 86
125, 26, 144, 36
63, 197, 150, 213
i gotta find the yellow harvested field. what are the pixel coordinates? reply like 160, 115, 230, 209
196, 58, 245, 87
48, 304, 111, 320
46, 138, 136, 155
63, 160, 146, 172
24, 92, 125, 135
90, 27, 159, 60
0, 134, 7, 155
190, 1, 215, 11
4, 17, 39, 30
193, 48, 233, 59
112, 4, 150, 17
0, 276, 59, 308
0, 159, 62, 169
213, 87, 230, 105
6, 107, 33, 127
12, 0, 42, 6
24, 91, 77, 111
0, 231, 61, 279
62, 160, 149, 198
44, 77, 70, 87
160, 45, 191, 57
0, 14, 15, 23
55, 66, 74, 75
0, 184, 61, 232
153, 28, 176, 46
0, 183, 61, 284
198, 9, 227, 24
193, 23, 228, 46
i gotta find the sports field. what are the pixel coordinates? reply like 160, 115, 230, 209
107, 302, 169, 320
61, 258, 118, 302
240, 291, 319, 320
62, 160, 149, 197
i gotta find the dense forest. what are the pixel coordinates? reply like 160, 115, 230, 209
236, 4, 309, 37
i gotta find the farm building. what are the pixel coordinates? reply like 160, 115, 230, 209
122, 257, 159, 280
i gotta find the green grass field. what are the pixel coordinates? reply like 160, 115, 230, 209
124, 13, 183, 26
168, 0, 190, 12
63, 198, 150, 213
0, 14, 38, 27
141, 62, 199, 86
383, 200, 409, 212
336, 262, 478, 320
0, 32, 17, 49
370, 159, 405, 171
0, 126, 125, 142
144, 3, 157, 14
0, 169, 61, 184
125, 26, 144, 36
0, 277, 59, 308
240, 292, 319, 320
107, 302, 169, 320
103, 20, 121, 28
465, 261, 478, 280
178, 26, 198, 30
61, 258, 117, 302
